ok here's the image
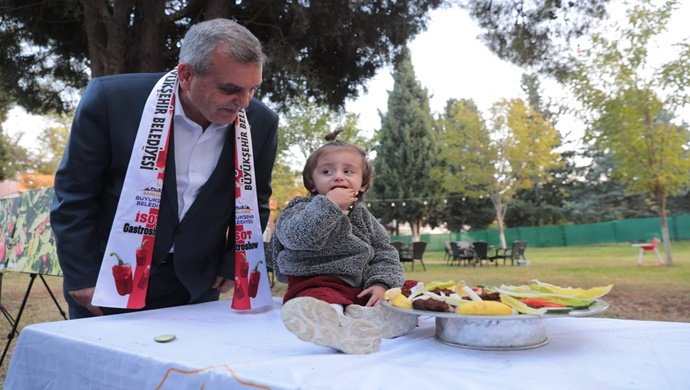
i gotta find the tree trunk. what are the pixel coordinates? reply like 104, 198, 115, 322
490, 193, 507, 249
81, 0, 107, 76
138, 0, 167, 72
657, 190, 674, 266
204, 0, 231, 19
107, 1, 133, 74
80, 0, 133, 76
409, 218, 421, 242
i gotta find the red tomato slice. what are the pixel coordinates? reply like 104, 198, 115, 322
520, 298, 567, 308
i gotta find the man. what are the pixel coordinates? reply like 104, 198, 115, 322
51, 19, 278, 319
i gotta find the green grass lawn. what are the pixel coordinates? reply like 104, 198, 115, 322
397, 241, 690, 290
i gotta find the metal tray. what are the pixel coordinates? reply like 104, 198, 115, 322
382, 299, 609, 350
382, 299, 609, 319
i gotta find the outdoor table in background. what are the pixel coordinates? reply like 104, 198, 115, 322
5, 298, 690, 389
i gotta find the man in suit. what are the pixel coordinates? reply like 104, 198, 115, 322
51, 19, 279, 319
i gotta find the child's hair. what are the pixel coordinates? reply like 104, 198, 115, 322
302, 129, 374, 197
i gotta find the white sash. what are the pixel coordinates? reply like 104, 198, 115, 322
231, 112, 272, 311
92, 69, 177, 308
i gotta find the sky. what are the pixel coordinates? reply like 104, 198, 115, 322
4, 1, 689, 153
344, 5, 525, 134
344, 0, 690, 144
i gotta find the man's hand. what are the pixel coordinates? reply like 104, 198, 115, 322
68, 287, 103, 316
212, 276, 234, 293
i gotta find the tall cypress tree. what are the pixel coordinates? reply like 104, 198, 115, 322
372, 48, 439, 239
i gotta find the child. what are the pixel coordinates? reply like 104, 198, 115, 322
269, 132, 417, 354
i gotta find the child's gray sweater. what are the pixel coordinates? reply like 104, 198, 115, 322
270, 195, 404, 289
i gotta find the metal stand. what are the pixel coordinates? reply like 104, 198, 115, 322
0, 273, 17, 332
0, 273, 67, 367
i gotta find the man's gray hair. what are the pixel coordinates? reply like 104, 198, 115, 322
179, 18, 267, 74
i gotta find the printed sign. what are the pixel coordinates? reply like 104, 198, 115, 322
1, 188, 61, 276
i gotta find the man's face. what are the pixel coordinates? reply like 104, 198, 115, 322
178, 44, 262, 127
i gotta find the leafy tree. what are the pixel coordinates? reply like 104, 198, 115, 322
567, 0, 690, 265
0, 129, 15, 181
520, 73, 566, 126
0, 86, 16, 180
0, 125, 32, 181
489, 99, 562, 247
32, 114, 71, 175
0, 0, 443, 113
667, 188, 690, 215
562, 147, 654, 223
278, 97, 370, 170
506, 179, 569, 227
270, 161, 303, 210
434, 99, 493, 229
441, 98, 562, 248
442, 193, 495, 232
462, 0, 611, 79
372, 48, 441, 240
503, 74, 570, 227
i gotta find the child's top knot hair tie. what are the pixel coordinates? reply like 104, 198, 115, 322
324, 127, 344, 142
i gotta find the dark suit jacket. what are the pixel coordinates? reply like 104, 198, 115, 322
51, 72, 278, 302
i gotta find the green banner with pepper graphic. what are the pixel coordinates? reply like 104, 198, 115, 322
0, 195, 20, 271
1, 188, 62, 276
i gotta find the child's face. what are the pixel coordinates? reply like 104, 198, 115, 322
312, 148, 367, 196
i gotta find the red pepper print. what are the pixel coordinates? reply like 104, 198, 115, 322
135, 242, 148, 266
236, 256, 250, 298
240, 259, 250, 278
110, 252, 133, 296
137, 267, 150, 289
231, 251, 251, 310
38, 254, 51, 274
235, 278, 246, 299
135, 239, 151, 289
248, 261, 263, 298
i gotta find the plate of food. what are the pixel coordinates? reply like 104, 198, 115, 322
382, 279, 613, 350
381, 298, 609, 319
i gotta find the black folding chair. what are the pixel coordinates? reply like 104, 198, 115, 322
399, 241, 427, 271
471, 241, 489, 267
391, 241, 408, 257
450, 241, 474, 266
444, 241, 453, 264
489, 240, 527, 266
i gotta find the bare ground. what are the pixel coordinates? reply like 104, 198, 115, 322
603, 284, 690, 323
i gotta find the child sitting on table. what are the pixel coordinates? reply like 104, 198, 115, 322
269, 130, 417, 354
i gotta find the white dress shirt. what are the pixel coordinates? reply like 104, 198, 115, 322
173, 97, 229, 221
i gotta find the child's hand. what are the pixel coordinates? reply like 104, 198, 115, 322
358, 285, 386, 307
326, 187, 358, 211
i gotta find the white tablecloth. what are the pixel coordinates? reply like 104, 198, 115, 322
5, 298, 690, 389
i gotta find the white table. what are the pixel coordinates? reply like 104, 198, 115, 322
5, 298, 690, 389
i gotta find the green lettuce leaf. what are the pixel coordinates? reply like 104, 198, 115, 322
529, 280, 613, 300
495, 281, 612, 309
409, 280, 456, 300
500, 295, 547, 315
